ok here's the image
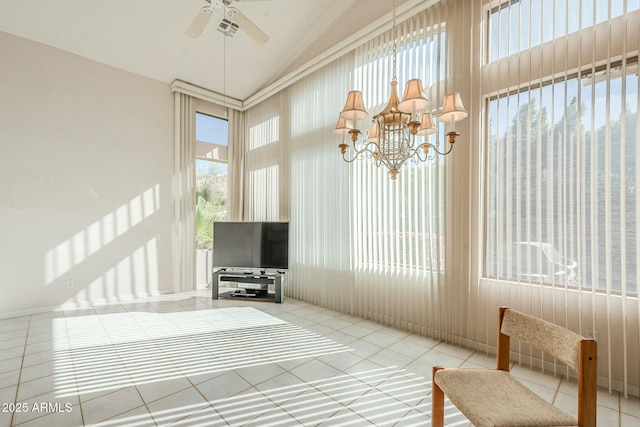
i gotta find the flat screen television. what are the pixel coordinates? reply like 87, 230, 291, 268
212, 221, 289, 270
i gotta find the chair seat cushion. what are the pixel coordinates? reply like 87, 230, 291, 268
434, 369, 578, 427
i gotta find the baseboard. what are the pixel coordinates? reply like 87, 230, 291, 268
0, 290, 171, 320
0, 305, 63, 320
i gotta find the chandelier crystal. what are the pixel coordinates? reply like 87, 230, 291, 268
335, 0, 467, 180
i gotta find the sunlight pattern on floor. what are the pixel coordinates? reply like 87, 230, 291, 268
2, 291, 639, 426
78, 366, 461, 427
53, 307, 352, 398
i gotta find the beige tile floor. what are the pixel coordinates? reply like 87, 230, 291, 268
0, 289, 639, 426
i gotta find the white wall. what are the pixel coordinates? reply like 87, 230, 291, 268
0, 32, 175, 315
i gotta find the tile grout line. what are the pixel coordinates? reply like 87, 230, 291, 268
10, 315, 30, 427
62, 308, 86, 427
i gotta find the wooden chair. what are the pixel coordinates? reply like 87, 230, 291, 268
431, 306, 598, 427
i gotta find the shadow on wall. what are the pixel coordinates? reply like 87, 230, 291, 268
41, 184, 173, 310
0, 182, 173, 316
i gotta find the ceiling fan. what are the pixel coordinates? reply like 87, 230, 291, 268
184, 0, 270, 45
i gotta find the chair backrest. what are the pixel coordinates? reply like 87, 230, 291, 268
496, 307, 598, 426
500, 308, 584, 370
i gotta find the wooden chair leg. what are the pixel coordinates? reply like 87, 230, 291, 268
578, 339, 598, 427
432, 366, 445, 427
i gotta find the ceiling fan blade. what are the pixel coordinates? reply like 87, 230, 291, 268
184, 7, 214, 38
229, 9, 269, 44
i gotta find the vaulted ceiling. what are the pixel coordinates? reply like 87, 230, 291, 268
0, 0, 409, 102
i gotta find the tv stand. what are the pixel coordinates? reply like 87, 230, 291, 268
212, 269, 285, 303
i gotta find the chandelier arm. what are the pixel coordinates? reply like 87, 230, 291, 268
341, 152, 361, 163
365, 140, 383, 153
354, 140, 384, 156
343, 140, 383, 163
417, 141, 455, 156
408, 147, 428, 163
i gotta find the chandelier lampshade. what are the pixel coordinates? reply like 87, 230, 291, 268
367, 121, 380, 143
335, 116, 354, 155
417, 112, 437, 136
439, 92, 468, 123
333, 116, 353, 135
398, 79, 430, 114
340, 90, 368, 122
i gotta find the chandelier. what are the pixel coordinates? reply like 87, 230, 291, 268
335, 1, 468, 180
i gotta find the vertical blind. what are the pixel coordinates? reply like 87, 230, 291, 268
173, 93, 196, 292
243, 1, 458, 335
244, 91, 288, 221
287, 55, 354, 311
349, 4, 451, 334
481, 0, 640, 395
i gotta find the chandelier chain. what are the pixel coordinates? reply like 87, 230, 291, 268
392, 0, 397, 82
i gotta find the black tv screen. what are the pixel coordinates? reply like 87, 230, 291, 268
212, 222, 289, 270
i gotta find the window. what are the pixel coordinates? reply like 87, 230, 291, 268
483, 0, 639, 294
195, 112, 228, 250
488, 0, 640, 63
